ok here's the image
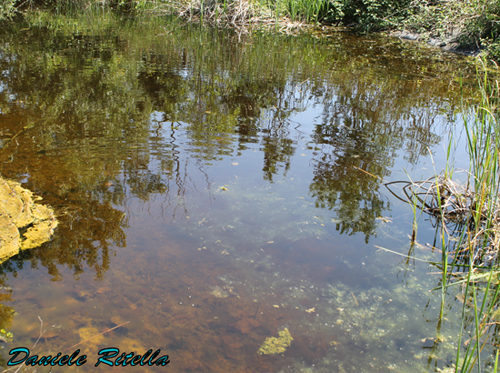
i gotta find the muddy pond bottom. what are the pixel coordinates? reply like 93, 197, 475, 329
1, 189, 462, 373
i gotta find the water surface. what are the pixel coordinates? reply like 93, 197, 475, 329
0, 11, 483, 372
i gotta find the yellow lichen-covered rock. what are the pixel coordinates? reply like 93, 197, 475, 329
257, 328, 293, 355
0, 210, 20, 261
0, 177, 57, 263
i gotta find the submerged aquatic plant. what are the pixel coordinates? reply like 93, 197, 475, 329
257, 327, 293, 355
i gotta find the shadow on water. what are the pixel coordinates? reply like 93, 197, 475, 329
0, 10, 483, 372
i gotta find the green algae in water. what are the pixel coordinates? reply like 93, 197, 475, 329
257, 328, 293, 355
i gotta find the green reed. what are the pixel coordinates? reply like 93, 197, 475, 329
270, 0, 325, 23
398, 59, 500, 372
456, 63, 500, 373
432, 61, 500, 372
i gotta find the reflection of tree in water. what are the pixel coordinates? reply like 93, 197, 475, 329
0, 155, 128, 282
261, 131, 294, 182
0, 14, 468, 278
0, 18, 475, 361
0, 36, 136, 283
308, 77, 445, 242
257, 83, 309, 182
309, 125, 388, 243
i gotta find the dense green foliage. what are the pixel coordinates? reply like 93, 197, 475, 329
461, 0, 500, 61
0, 0, 16, 19
321, 0, 411, 29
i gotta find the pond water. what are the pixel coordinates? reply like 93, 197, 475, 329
0, 11, 486, 372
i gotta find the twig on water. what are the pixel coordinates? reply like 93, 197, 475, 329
374, 245, 436, 264
353, 165, 387, 183
3, 317, 46, 373
33, 316, 45, 349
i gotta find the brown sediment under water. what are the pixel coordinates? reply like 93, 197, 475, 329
0, 11, 484, 372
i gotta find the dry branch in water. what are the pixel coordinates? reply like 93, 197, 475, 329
386, 173, 500, 266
